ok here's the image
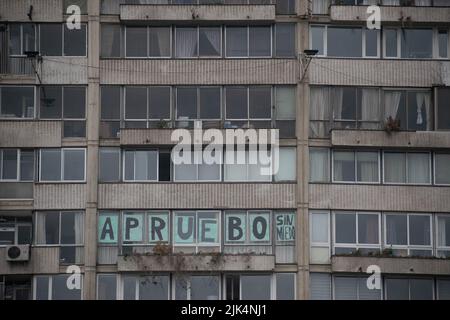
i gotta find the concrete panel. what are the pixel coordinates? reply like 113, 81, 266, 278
0, 121, 62, 148
34, 184, 87, 210
0, 247, 59, 275
0, 199, 33, 211
39, 57, 88, 85
309, 58, 444, 87
0, 0, 63, 22
100, 59, 297, 85
0, 183, 33, 200
331, 5, 450, 23
117, 254, 275, 272
120, 5, 275, 22
98, 183, 296, 209
309, 184, 450, 213
332, 256, 450, 276
331, 130, 450, 149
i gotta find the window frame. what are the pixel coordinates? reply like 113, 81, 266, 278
384, 276, 435, 301
33, 274, 83, 300
331, 149, 381, 184
225, 26, 273, 59
435, 214, 450, 257
382, 151, 432, 185
124, 25, 172, 59
382, 27, 436, 59
0, 216, 32, 246
0, 86, 36, 120
38, 23, 87, 57
34, 211, 85, 247
39, 148, 87, 183
175, 26, 222, 59
172, 274, 221, 300
175, 86, 222, 125
224, 210, 272, 246
96, 274, 119, 300
433, 152, 450, 186
122, 149, 160, 182
173, 149, 223, 182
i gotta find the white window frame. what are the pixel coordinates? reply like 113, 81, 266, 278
0, 86, 36, 119
33, 274, 83, 300
435, 28, 450, 60
435, 214, 450, 257
0, 217, 32, 247
382, 27, 437, 59
384, 276, 435, 301
332, 211, 382, 255
224, 210, 272, 246
38, 86, 87, 123
433, 152, 450, 186
175, 26, 222, 59
309, 210, 331, 263
34, 211, 85, 247
173, 150, 223, 183
224, 149, 273, 182
382, 151, 432, 185
331, 150, 381, 184
8, 23, 38, 57
383, 213, 433, 256
38, 23, 87, 58
175, 86, 222, 124
0, 149, 20, 182
39, 148, 87, 183
122, 149, 159, 182
225, 26, 273, 59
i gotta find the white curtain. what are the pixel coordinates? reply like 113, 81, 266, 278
310, 148, 329, 182
176, 28, 197, 57
35, 213, 46, 244
437, 217, 449, 247
416, 92, 432, 130
330, 87, 344, 121
357, 152, 379, 182
384, 153, 406, 183
74, 213, 84, 263
276, 87, 296, 120
363, 0, 379, 4
310, 87, 330, 138
414, 0, 431, 6
312, 0, 329, 15
383, 0, 400, 5
333, 151, 354, 182
361, 88, 381, 129
408, 153, 430, 184
384, 91, 402, 122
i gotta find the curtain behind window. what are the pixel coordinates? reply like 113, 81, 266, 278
310, 87, 330, 137
35, 213, 46, 244
310, 148, 329, 182
415, 92, 432, 130
176, 28, 198, 57
415, 0, 431, 6
384, 91, 402, 122
312, 0, 329, 15
407, 153, 430, 184
357, 152, 378, 182
361, 88, 381, 129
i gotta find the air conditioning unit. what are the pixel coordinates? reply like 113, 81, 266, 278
5, 245, 30, 262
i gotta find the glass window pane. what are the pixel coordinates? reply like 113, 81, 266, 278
385, 28, 398, 57
2, 149, 18, 180
410, 279, 433, 300
99, 148, 120, 182
435, 154, 450, 184
328, 27, 362, 57
35, 276, 50, 300
407, 153, 430, 184
199, 27, 221, 57
438, 30, 448, 58
149, 87, 171, 120
365, 29, 378, 57
386, 215, 407, 245
60, 212, 76, 244
276, 86, 295, 120
123, 276, 136, 300
44, 213, 60, 245
40, 24, 62, 56
275, 23, 295, 57
174, 151, 197, 181
437, 88, 450, 130
335, 213, 356, 244
311, 26, 324, 56
97, 275, 117, 300
226, 87, 247, 119
437, 216, 450, 247
310, 273, 331, 300
176, 28, 198, 58
199, 87, 221, 119
177, 87, 197, 120
310, 148, 329, 183
241, 275, 271, 300
9, 24, 21, 55
276, 0, 296, 15
356, 151, 379, 183
409, 215, 431, 246
52, 275, 81, 300
139, 276, 169, 300
385, 278, 409, 300
126, 27, 147, 57
1, 87, 35, 118
249, 87, 271, 119
63, 87, 86, 119
20, 150, 35, 181
275, 147, 296, 181
401, 29, 433, 59
334, 277, 358, 300
18, 225, 32, 244
149, 27, 171, 57
226, 27, 247, 57
101, 24, 121, 57
311, 212, 329, 243
276, 273, 295, 300
190, 276, 220, 300
40, 86, 62, 119
384, 152, 406, 183
63, 149, 85, 181
249, 26, 271, 57
438, 279, 450, 300
23, 24, 37, 53
358, 214, 379, 244
224, 151, 247, 181
101, 86, 121, 120
40, 149, 61, 181
125, 87, 147, 119
64, 24, 86, 56
134, 151, 158, 181
333, 151, 355, 182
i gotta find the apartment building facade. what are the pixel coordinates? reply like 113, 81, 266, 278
0, 0, 449, 300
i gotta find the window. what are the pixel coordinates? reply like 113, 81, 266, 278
332, 150, 379, 183
149, 27, 171, 57
310, 211, 330, 264
311, 25, 379, 58
384, 213, 432, 257
384, 28, 433, 59
276, 273, 295, 300
437, 88, 450, 130
124, 150, 158, 181
434, 153, 450, 185
436, 215, 450, 258
226, 26, 271, 58
0, 86, 35, 119
0, 216, 32, 246
99, 148, 121, 182
275, 147, 296, 181
64, 24, 87, 56
224, 149, 272, 182
383, 152, 431, 184
224, 211, 271, 245
309, 148, 330, 183
173, 150, 221, 182
40, 24, 87, 56
39, 86, 87, 137
125, 27, 147, 57
101, 24, 121, 57
225, 274, 272, 300
334, 276, 381, 300
333, 211, 381, 255
100, 86, 121, 138
175, 87, 221, 128
97, 274, 117, 300
8, 24, 37, 56
384, 90, 432, 131
176, 27, 221, 58
275, 86, 296, 138
0, 149, 35, 182
437, 279, 450, 300
122, 275, 169, 300
35, 211, 84, 264
438, 30, 448, 59
225, 86, 272, 129
34, 275, 82, 300
173, 211, 220, 251
275, 23, 295, 57
39, 149, 86, 182
310, 273, 331, 300
385, 277, 433, 300
175, 275, 220, 300
276, 0, 296, 15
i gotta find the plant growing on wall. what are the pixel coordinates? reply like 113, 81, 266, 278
385, 116, 401, 133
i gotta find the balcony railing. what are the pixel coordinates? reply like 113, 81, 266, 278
0, 57, 34, 76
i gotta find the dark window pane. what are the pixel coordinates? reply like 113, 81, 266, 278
328, 27, 362, 57
35, 276, 49, 300
276, 273, 295, 300
60, 212, 76, 244
333, 151, 355, 182
158, 152, 171, 182
401, 29, 433, 59
20, 150, 34, 181
63, 149, 85, 181
99, 148, 121, 182
176, 28, 198, 57
149, 87, 171, 120
9, 24, 21, 55
126, 27, 147, 57
311, 26, 324, 56
335, 213, 356, 244
410, 279, 433, 300
226, 27, 247, 57
101, 86, 121, 120
97, 275, 117, 300
64, 87, 86, 119
249, 87, 271, 119
40, 149, 61, 181
226, 87, 247, 119
190, 276, 220, 300
199, 87, 221, 119
1, 87, 35, 118
276, 0, 296, 15
125, 87, 147, 119
2, 149, 18, 180
386, 215, 407, 245
385, 29, 398, 57
365, 29, 378, 57
40, 86, 62, 119
149, 27, 171, 57
64, 24, 86, 56
409, 215, 430, 246
385, 278, 409, 300
17, 225, 32, 245
23, 24, 37, 53
44, 213, 60, 245
101, 24, 121, 57
60, 245, 76, 264
438, 30, 448, 58
52, 275, 81, 300
177, 87, 197, 119
40, 24, 62, 56
275, 23, 295, 57
249, 26, 271, 57
241, 275, 271, 300
199, 27, 221, 57
358, 214, 379, 244
437, 88, 450, 130
139, 276, 169, 300
63, 121, 86, 138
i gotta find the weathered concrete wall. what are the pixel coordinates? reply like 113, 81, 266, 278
0, 0, 63, 22
0, 121, 62, 148
34, 184, 87, 210
0, 247, 59, 274
39, 58, 88, 85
